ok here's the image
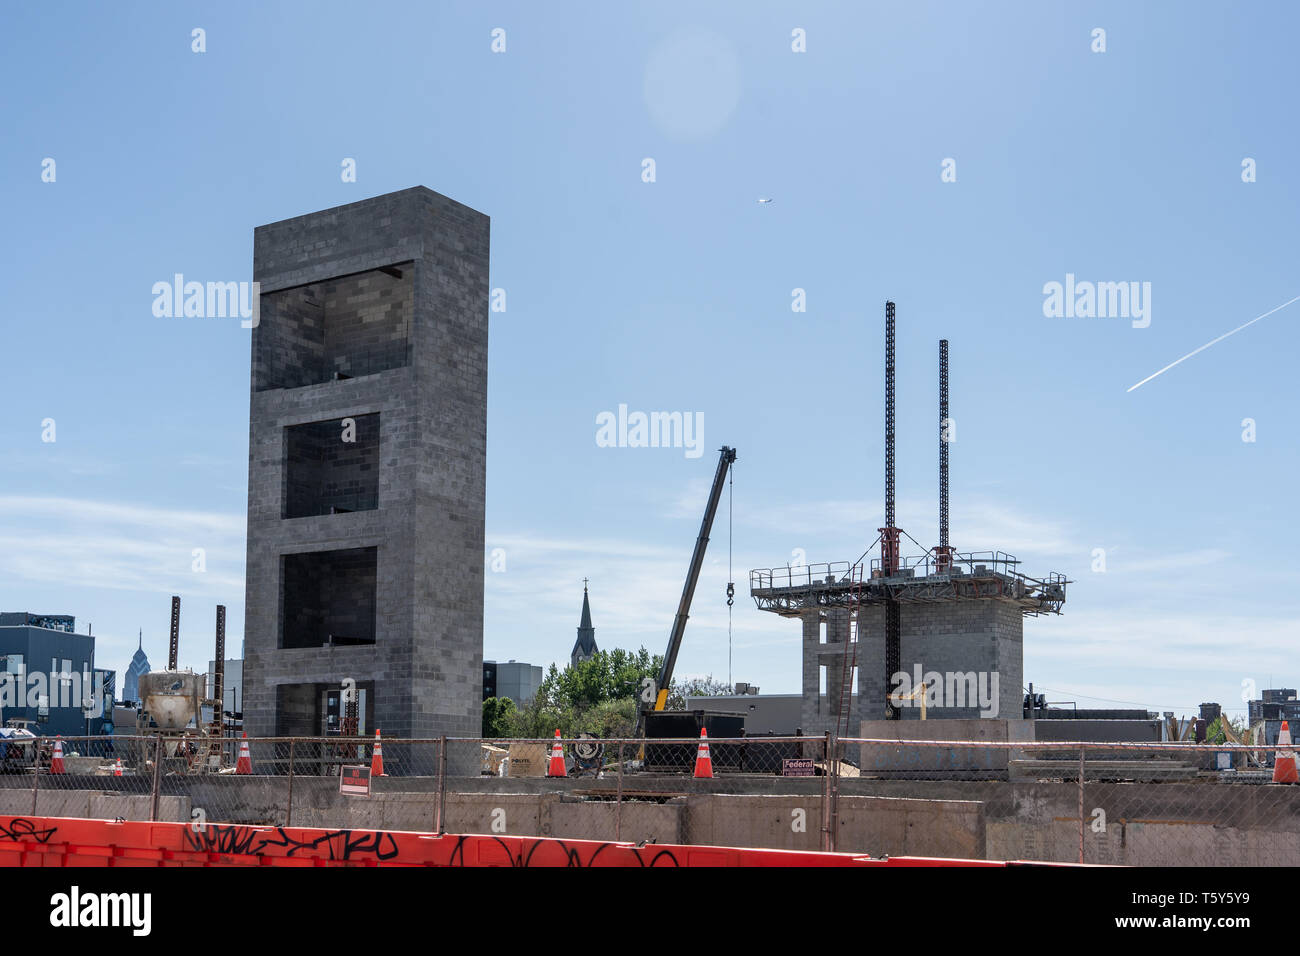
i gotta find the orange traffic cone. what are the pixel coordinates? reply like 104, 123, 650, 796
50, 736, 65, 774
693, 728, 714, 779
236, 733, 253, 774
370, 729, 387, 777
1274, 721, 1298, 783
546, 729, 567, 777
113, 758, 123, 777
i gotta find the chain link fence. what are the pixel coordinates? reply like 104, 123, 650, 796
5, 733, 1298, 864
844, 737, 1300, 865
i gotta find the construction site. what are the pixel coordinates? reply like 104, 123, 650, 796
2, 187, 1296, 870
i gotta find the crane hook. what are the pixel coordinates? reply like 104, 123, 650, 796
726, 581, 735, 606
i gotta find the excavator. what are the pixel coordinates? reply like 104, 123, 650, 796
635, 446, 737, 737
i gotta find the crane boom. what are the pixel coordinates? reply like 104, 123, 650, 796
648, 446, 737, 716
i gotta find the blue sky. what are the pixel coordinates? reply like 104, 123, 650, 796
1, 1, 1297, 719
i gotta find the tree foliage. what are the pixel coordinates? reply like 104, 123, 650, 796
499, 647, 663, 739
484, 650, 740, 740
481, 696, 517, 738
1204, 714, 1248, 745
670, 674, 733, 708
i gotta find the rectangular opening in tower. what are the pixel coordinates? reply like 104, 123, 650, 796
274, 681, 375, 737
255, 262, 413, 390
280, 547, 378, 648
283, 414, 380, 518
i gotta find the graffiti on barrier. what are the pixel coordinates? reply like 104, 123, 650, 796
447, 834, 681, 868
183, 824, 400, 861
0, 818, 59, 844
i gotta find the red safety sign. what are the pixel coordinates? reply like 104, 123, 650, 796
340, 764, 371, 796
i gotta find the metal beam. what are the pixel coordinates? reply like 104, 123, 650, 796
885, 302, 896, 533
939, 339, 949, 549
168, 596, 180, 672
212, 605, 226, 740
935, 339, 955, 573
882, 303, 900, 720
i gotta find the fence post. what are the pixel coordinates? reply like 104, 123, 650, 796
830, 732, 841, 853
1077, 745, 1085, 864
821, 731, 833, 852
286, 740, 296, 828
150, 736, 163, 821
30, 737, 41, 815
615, 740, 624, 842
435, 736, 447, 834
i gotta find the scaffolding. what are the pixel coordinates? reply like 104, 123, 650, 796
750, 551, 1069, 618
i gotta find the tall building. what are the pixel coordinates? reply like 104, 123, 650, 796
570, 582, 599, 668
242, 187, 490, 748
482, 660, 543, 705
123, 630, 150, 704
0, 612, 100, 736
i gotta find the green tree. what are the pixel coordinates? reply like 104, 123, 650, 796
503, 648, 663, 738
669, 674, 733, 708
506, 694, 567, 739
481, 697, 518, 738
1205, 714, 1248, 745
579, 698, 640, 738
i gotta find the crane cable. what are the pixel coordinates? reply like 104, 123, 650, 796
726, 462, 735, 690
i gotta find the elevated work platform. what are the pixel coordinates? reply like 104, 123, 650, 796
750, 551, 1068, 618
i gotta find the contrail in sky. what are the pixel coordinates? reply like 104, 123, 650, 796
1128, 293, 1300, 392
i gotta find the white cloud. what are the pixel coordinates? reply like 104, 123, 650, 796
0, 496, 245, 597
1104, 548, 1231, 575
1026, 607, 1300, 717
738, 493, 1080, 561
0, 493, 1279, 721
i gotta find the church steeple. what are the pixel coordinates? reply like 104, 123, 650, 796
571, 579, 598, 668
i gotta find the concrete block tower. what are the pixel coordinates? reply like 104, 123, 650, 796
751, 303, 1067, 737
242, 187, 489, 747
792, 597, 1027, 733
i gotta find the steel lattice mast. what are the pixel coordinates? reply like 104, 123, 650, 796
936, 339, 955, 572
880, 303, 902, 720
212, 605, 226, 738
168, 595, 180, 671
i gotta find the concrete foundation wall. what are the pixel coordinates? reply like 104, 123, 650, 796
12, 774, 1299, 865
0, 790, 189, 823
857, 717, 1035, 773
684, 792, 984, 857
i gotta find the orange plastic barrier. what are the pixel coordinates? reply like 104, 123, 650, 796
0, 814, 1012, 868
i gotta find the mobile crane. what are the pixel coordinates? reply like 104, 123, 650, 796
636, 446, 737, 736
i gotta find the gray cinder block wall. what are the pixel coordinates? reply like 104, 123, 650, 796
802, 600, 1024, 735
243, 187, 489, 758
